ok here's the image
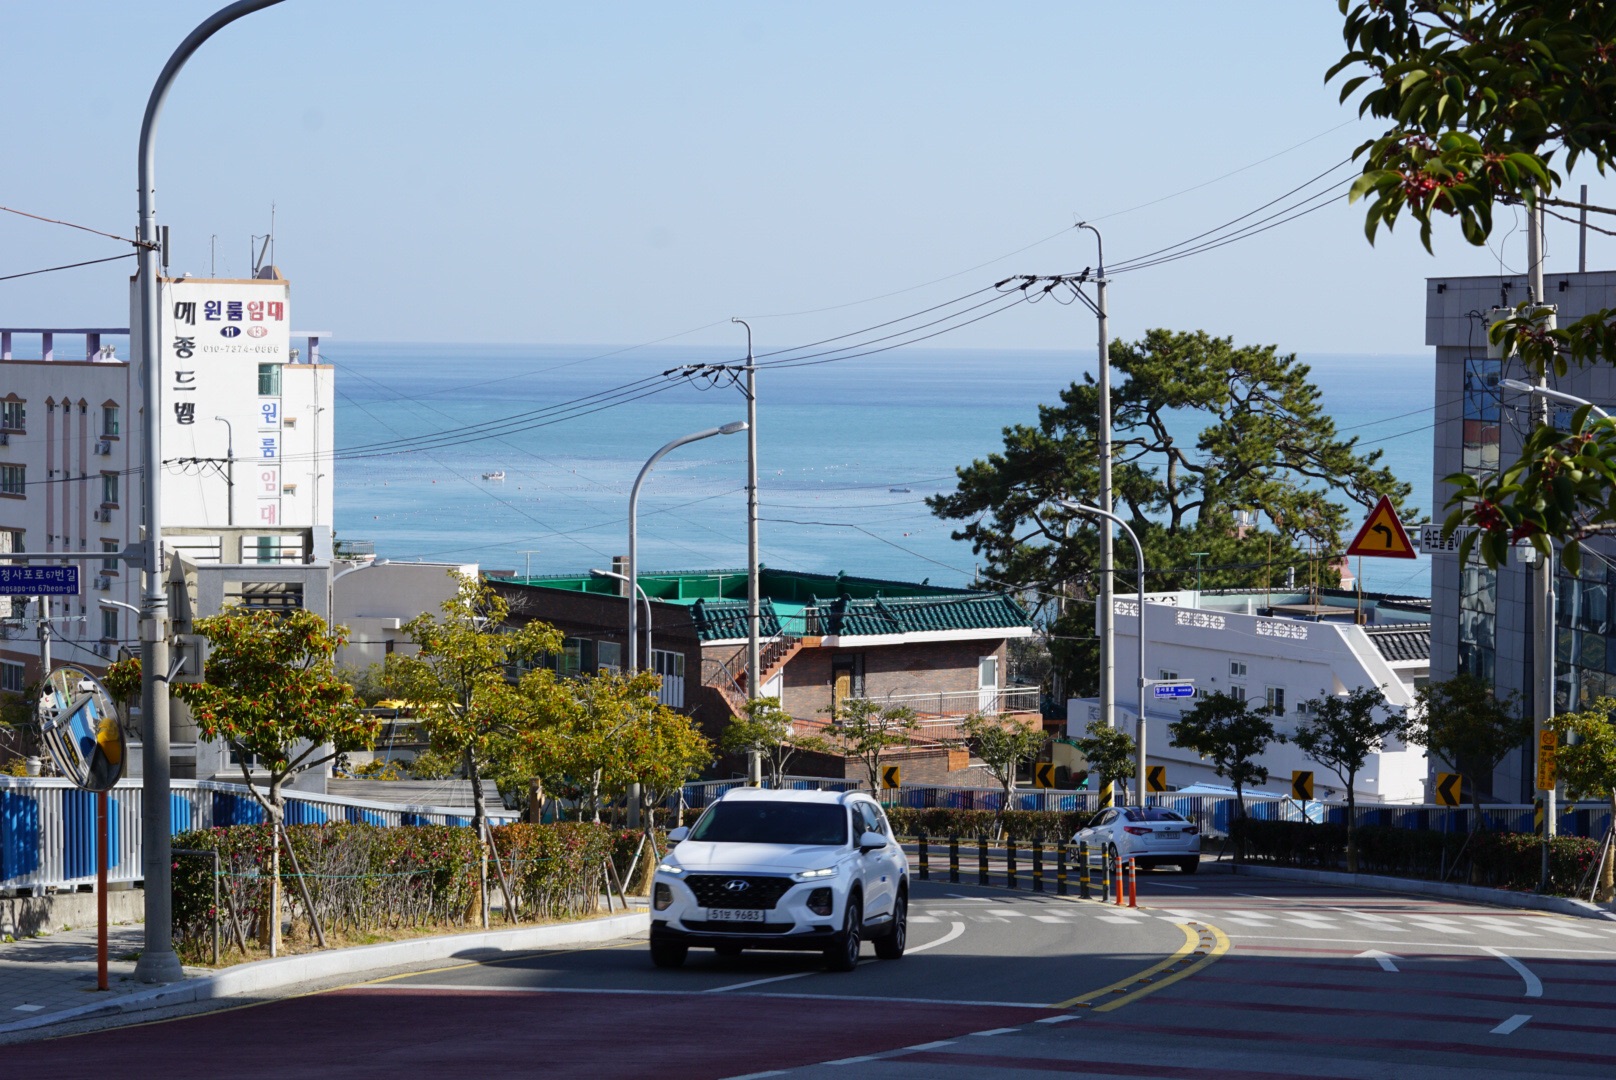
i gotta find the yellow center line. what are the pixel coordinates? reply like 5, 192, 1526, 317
1091, 922, 1230, 1013
1048, 922, 1198, 1009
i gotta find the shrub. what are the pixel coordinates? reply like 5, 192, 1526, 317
884, 807, 1087, 841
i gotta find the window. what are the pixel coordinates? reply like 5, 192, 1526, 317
258, 362, 282, 396
102, 405, 119, 436
1229, 685, 1246, 702
652, 649, 685, 680
1266, 687, 1286, 715
1229, 660, 1247, 678
688, 800, 849, 846
0, 465, 24, 496
1158, 669, 1178, 681
102, 540, 120, 574
596, 640, 622, 674
1, 529, 22, 558
856, 801, 887, 837
1, 401, 24, 431
1294, 699, 1316, 718
101, 472, 119, 505
1, 661, 25, 693
558, 638, 584, 678
101, 607, 119, 642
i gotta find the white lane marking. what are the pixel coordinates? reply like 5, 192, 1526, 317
707, 971, 818, 993
1491, 1014, 1532, 1035
1224, 909, 1278, 918
970, 1027, 1020, 1036
1094, 914, 1151, 925
824, 1055, 880, 1065
1405, 918, 1472, 934
970, 915, 1009, 923
903, 1041, 957, 1051
1143, 881, 1199, 890
1032, 915, 1066, 924
1221, 934, 1616, 956
995, 910, 1028, 917
1474, 924, 1538, 938
1232, 892, 1292, 902
1530, 922, 1599, 939
1162, 909, 1204, 919
1284, 918, 1341, 929
1330, 907, 1399, 923
1356, 949, 1401, 972
906, 920, 966, 954
11, 1005, 43, 1013
1035, 1015, 1080, 1025
1483, 947, 1543, 998
1220, 916, 1283, 927
909, 915, 941, 924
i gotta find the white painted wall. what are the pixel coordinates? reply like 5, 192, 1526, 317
332, 561, 477, 672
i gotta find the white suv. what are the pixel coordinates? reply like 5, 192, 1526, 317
650, 788, 909, 972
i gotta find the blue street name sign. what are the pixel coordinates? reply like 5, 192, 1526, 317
0, 565, 80, 596
1152, 682, 1195, 699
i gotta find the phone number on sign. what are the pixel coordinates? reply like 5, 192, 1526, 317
199, 344, 283, 355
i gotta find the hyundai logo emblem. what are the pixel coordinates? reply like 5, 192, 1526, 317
723, 879, 751, 893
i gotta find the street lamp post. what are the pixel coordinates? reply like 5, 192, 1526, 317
626, 421, 747, 673
134, 0, 286, 986
214, 416, 234, 526
590, 568, 652, 669
1060, 500, 1149, 805
731, 317, 763, 786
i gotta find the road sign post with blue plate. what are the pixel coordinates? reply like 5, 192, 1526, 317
1151, 682, 1195, 700
0, 565, 80, 595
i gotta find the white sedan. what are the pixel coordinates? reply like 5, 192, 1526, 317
1071, 806, 1200, 873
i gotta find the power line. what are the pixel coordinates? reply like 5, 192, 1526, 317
0, 203, 153, 249
0, 253, 136, 283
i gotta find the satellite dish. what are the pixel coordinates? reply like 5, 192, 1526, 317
36, 666, 124, 792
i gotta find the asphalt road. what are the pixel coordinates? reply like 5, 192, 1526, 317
9, 869, 1616, 1078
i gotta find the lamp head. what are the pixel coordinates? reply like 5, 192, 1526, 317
718, 421, 748, 435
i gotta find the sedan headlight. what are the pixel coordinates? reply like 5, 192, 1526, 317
793, 866, 839, 881
656, 862, 684, 875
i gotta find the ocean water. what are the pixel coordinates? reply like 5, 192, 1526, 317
328, 344, 1436, 597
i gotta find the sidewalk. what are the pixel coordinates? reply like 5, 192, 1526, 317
0, 923, 206, 1026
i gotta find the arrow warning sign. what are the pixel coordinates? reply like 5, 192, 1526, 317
1435, 772, 1464, 808
1033, 762, 1055, 788
1346, 495, 1417, 559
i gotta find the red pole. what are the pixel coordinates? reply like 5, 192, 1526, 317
97, 789, 109, 992
1128, 858, 1138, 908
1114, 850, 1123, 906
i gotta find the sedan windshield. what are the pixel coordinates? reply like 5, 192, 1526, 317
1123, 808, 1187, 822
690, 801, 849, 846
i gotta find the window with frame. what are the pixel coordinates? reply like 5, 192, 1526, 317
1, 661, 25, 692
1229, 685, 1246, 702
1, 401, 24, 431
1158, 669, 1178, 681
0, 465, 24, 496
101, 472, 119, 505
596, 640, 622, 674
101, 607, 119, 641
102, 405, 119, 436
102, 540, 120, 574
1229, 660, 1247, 678
1266, 687, 1286, 715
1, 529, 22, 558
258, 363, 282, 396
652, 649, 685, 680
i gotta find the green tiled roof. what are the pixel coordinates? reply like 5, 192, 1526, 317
812, 592, 1032, 637
689, 598, 784, 641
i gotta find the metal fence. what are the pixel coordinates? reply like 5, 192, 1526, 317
681, 776, 859, 809
0, 776, 519, 894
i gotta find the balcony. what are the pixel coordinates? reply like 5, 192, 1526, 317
847, 685, 1040, 719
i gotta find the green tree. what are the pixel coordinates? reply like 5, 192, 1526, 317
1169, 692, 1284, 837
1409, 674, 1532, 822
928, 328, 1410, 692
1293, 685, 1412, 873
1547, 702, 1616, 901
818, 697, 918, 794
1329, 1, 1616, 571
722, 697, 820, 788
384, 572, 561, 925
1075, 717, 1138, 805
173, 609, 376, 950
962, 712, 1047, 833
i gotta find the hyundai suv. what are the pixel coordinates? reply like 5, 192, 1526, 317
650, 788, 909, 972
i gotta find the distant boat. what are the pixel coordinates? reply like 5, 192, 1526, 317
482, 471, 506, 481
889, 486, 912, 493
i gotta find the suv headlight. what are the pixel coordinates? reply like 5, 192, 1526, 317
656, 862, 684, 875
793, 866, 839, 881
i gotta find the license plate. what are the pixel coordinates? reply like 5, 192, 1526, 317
706, 908, 764, 923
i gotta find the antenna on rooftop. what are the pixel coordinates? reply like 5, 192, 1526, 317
250, 203, 276, 278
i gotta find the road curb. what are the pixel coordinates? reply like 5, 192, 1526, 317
1216, 862, 1616, 921
0, 909, 649, 1038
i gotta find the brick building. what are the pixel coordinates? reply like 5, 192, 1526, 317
490, 566, 1038, 786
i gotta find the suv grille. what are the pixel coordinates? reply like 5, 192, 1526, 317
686, 874, 793, 910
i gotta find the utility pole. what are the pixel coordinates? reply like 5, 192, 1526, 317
1580, 183, 1589, 274
732, 318, 763, 787
1078, 224, 1116, 736
37, 597, 50, 675
518, 549, 541, 581
1527, 195, 1557, 887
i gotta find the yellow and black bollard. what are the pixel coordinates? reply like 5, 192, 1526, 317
1032, 832, 1045, 893
1078, 840, 1091, 900
977, 834, 989, 886
948, 833, 960, 884
1006, 838, 1019, 889
918, 830, 929, 880
1056, 839, 1068, 896
1102, 846, 1112, 903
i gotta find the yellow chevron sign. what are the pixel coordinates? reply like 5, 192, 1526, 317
1291, 771, 1314, 801
1435, 772, 1463, 808
1146, 765, 1167, 793
881, 765, 901, 790
1033, 762, 1055, 789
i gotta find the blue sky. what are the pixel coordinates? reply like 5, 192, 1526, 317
1, 1, 1607, 354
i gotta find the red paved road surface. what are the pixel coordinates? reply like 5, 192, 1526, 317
8, 987, 1057, 1079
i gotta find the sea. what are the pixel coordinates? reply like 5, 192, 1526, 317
328, 344, 1436, 598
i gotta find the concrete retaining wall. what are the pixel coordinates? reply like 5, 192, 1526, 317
1, 889, 145, 938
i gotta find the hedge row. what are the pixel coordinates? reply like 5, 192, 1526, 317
884, 807, 1091, 842
172, 822, 640, 960
1230, 819, 1602, 894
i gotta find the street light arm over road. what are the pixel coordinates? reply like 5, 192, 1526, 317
1498, 379, 1612, 418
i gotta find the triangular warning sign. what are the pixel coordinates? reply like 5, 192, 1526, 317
1345, 495, 1417, 559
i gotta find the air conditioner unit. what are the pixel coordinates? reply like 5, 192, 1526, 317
95, 440, 112, 456
94, 507, 112, 523
94, 575, 111, 590
92, 642, 111, 658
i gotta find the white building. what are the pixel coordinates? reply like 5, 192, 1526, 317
1069, 588, 1430, 804
332, 556, 478, 672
